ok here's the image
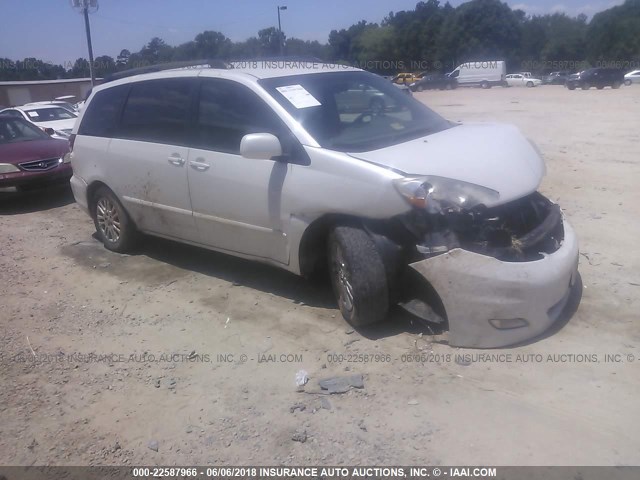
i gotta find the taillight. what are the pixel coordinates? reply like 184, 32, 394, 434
69, 133, 76, 151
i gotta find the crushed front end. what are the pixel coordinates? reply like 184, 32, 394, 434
376, 191, 579, 348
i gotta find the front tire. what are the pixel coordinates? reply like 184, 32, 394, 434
328, 226, 389, 327
92, 186, 138, 253
526, 81, 534, 88
624, 79, 631, 86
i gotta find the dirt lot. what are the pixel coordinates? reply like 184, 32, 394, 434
1, 85, 639, 467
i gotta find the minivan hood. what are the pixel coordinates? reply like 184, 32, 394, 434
348, 123, 546, 206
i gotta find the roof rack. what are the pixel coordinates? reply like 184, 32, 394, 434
229, 55, 326, 64
102, 59, 231, 84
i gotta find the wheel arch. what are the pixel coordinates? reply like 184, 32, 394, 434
298, 213, 364, 278
86, 180, 112, 214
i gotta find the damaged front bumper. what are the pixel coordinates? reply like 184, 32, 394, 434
410, 218, 579, 348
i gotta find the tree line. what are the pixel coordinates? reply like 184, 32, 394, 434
1, 0, 639, 81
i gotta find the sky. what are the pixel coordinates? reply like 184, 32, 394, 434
0, 0, 625, 65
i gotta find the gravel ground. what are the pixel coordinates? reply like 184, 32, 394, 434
0, 84, 638, 466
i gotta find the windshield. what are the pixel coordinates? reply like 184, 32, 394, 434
259, 71, 451, 152
0, 118, 49, 144
23, 107, 77, 123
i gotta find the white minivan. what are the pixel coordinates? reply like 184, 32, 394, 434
68, 62, 579, 348
448, 60, 507, 88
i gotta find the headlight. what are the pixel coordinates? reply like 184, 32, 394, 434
0, 163, 20, 174
393, 175, 500, 212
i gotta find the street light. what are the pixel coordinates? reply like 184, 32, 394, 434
277, 5, 287, 56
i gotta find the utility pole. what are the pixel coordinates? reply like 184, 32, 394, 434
83, 5, 95, 85
72, 0, 99, 86
277, 5, 287, 57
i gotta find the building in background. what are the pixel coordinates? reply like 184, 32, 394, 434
0, 78, 98, 107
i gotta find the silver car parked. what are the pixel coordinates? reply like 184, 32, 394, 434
68, 62, 579, 348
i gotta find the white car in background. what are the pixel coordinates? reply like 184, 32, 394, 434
505, 73, 542, 87
24, 100, 78, 114
0, 105, 77, 139
624, 70, 640, 85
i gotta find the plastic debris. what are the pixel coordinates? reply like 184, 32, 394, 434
295, 369, 309, 386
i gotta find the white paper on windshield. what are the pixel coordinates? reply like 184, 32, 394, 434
276, 85, 321, 109
26, 111, 39, 118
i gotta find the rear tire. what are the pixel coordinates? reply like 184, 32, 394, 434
91, 186, 138, 253
328, 226, 389, 327
481, 81, 490, 89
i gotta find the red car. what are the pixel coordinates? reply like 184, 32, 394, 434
0, 117, 71, 190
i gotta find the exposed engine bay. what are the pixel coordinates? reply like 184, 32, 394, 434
398, 192, 564, 262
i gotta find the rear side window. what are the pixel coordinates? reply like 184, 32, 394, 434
193, 79, 284, 154
78, 85, 129, 137
119, 78, 195, 145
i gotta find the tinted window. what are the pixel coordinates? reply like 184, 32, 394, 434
78, 84, 129, 137
193, 79, 284, 154
120, 78, 194, 145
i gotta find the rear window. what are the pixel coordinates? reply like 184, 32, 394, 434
78, 84, 129, 137
119, 78, 195, 145
24, 107, 76, 122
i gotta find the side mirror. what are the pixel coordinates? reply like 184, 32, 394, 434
44, 127, 55, 136
240, 133, 282, 160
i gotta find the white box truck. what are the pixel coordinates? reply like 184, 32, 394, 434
448, 61, 507, 88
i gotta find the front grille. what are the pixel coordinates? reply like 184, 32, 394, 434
19, 157, 61, 171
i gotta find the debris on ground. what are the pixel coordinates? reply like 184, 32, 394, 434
289, 403, 306, 413
455, 356, 472, 366
295, 369, 309, 386
318, 374, 364, 394
291, 430, 307, 443
320, 397, 332, 410
407, 399, 419, 406
147, 440, 159, 452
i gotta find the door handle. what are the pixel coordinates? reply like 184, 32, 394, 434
189, 160, 210, 172
168, 154, 185, 166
